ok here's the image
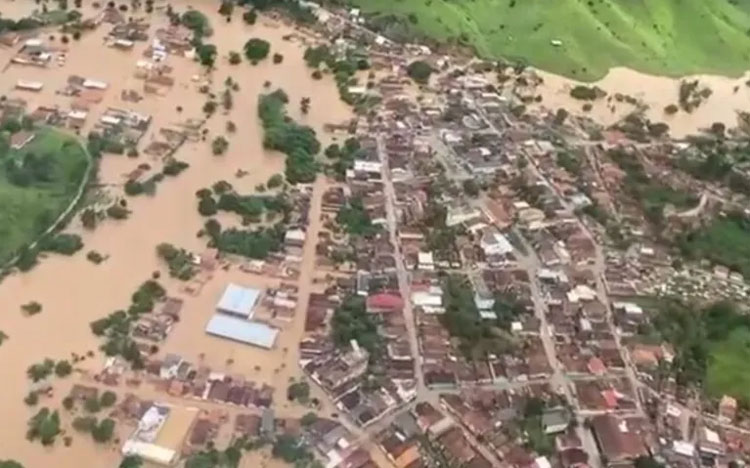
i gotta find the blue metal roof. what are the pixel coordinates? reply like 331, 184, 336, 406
216, 283, 261, 318
205, 314, 279, 349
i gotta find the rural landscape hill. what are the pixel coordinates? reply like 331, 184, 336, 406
352, 0, 750, 80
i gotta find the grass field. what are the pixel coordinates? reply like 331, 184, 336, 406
707, 328, 750, 400
678, 214, 750, 278
0, 129, 89, 262
351, 0, 750, 80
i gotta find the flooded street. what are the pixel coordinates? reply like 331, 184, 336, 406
0, 2, 349, 466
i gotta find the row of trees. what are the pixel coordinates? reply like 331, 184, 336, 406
156, 243, 197, 280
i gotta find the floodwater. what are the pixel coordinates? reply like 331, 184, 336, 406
532, 67, 750, 138
0, 1, 349, 466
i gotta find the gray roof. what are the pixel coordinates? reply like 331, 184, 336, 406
216, 283, 261, 318
205, 314, 279, 349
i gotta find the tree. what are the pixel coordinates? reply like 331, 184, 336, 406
27, 359, 55, 382
91, 418, 116, 443
0, 460, 24, 468
300, 412, 317, 426
100, 390, 117, 407
84, 396, 101, 413
27, 408, 61, 446
203, 101, 217, 116
406, 60, 433, 84
72, 416, 97, 433
634, 456, 665, 468
119, 456, 143, 468
244, 38, 270, 61
62, 396, 74, 410
54, 360, 72, 377
462, 179, 480, 197
24, 392, 39, 406
212, 180, 234, 194
198, 196, 218, 216
243, 9, 257, 24
196, 43, 217, 67
553, 108, 569, 125
80, 208, 97, 229
218, 0, 234, 16
181, 10, 210, 36
287, 381, 310, 403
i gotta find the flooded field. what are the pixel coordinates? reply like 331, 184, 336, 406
533, 67, 750, 138
0, 1, 349, 466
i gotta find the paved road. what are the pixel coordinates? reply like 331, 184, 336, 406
376, 135, 425, 394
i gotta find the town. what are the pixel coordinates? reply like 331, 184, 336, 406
3, 1, 750, 468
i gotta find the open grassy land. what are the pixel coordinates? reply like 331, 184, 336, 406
707, 328, 750, 400
0, 128, 89, 263
351, 0, 750, 80
678, 213, 750, 278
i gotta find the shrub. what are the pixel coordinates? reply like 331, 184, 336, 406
664, 104, 679, 115
106, 204, 130, 220
570, 85, 604, 100
21, 301, 42, 316
38, 233, 83, 255
228, 51, 241, 65
273, 53, 283, 64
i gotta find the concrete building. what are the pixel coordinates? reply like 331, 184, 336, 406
216, 283, 262, 318
205, 314, 279, 349
122, 404, 198, 466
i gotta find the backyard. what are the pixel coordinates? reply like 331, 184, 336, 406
351, 0, 750, 80
0, 128, 90, 263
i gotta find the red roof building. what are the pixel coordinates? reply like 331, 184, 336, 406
366, 292, 404, 313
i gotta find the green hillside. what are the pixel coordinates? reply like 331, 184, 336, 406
351, 0, 750, 80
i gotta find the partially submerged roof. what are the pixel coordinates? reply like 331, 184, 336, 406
216, 283, 261, 318
205, 314, 279, 349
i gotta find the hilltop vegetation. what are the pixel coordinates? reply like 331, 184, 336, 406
349, 0, 750, 80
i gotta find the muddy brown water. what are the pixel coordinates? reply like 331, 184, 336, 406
0, 2, 350, 466
3, 1, 749, 466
